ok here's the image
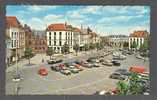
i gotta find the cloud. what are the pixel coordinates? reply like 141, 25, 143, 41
27, 17, 44, 30
82, 6, 103, 14
27, 5, 58, 12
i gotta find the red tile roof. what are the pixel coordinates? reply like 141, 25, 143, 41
6, 16, 21, 28
47, 23, 67, 31
130, 30, 149, 38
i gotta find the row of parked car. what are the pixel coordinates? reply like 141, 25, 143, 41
95, 66, 150, 95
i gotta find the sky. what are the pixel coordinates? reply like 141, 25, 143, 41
6, 5, 150, 36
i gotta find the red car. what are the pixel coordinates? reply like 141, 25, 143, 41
38, 67, 48, 76
58, 64, 66, 69
74, 64, 84, 71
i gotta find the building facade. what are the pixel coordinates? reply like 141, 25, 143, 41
108, 35, 129, 48
46, 23, 69, 53
24, 24, 34, 50
129, 30, 149, 50
6, 16, 25, 62
6, 36, 12, 66
31, 31, 47, 54
46, 23, 101, 53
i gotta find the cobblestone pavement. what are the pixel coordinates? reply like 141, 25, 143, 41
6, 48, 149, 95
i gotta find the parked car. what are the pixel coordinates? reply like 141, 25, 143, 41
113, 55, 126, 60
56, 59, 63, 63
109, 72, 126, 80
99, 58, 105, 63
102, 60, 113, 66
38, 67, 48, 76
47, 59, 63, 64
112, 60, 121, 66
60, 69, 71, 75
87, 57, 96, 62
74, 64, 84, 71
50, 65, 62, 71
80, 60, 93, 68
115, 68, 130, 76
64, 62, 80, 73
93, 90, 112, 95
136, 55, 144, 59
47, 59, 56, 64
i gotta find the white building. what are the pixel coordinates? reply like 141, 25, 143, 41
6, 16, 25, 62
108, 35, 129, 48
46, 23, 101, 53
129, 30, 149, 50
46, 23, 79, 53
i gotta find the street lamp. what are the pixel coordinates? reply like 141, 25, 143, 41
12, 33, 21, 95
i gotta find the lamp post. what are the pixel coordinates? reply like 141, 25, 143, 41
12, 32, 21, 95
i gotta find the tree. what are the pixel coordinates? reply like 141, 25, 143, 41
128, 73, 144, 95
24, 48, 33, 64
139, 40, 148, 53
123, 42, 129, 48
62, 42, 69, 54
131, 41, 138, 50
89, 43, 95, 50
116, 72, 146, 95
46, 47, 54, 60
73, 43, 79, 56
117, 81, 129, 95
83, 44, 89, 51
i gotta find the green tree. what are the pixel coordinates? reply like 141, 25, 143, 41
117, 81, 129, 95
73, 43, 79, 56
128, 73, 144, 95
139, 40, 148, 53
131, 41, 138, 50
62, 42, 69, 54
46, 47, 54, 60
25, 48, 33, 64
89, 43, 95, 50
84, 44, 89, 51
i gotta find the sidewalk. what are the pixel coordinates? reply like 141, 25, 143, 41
6, 54, 64, 73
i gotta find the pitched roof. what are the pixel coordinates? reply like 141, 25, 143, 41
130, 30, 149, 38
6, 16, 21, 28
47, 23, 67, 31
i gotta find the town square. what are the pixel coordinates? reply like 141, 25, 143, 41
5, 6, 150, 95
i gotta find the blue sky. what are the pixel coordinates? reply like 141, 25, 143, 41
6, 5, 150, 36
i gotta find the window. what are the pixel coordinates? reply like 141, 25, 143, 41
54, 47, 56, 50
12, 32, 14, 38
54, 32, 56, 40
54, 41, 56, 46
12, 40, 14, 47
49, 41, 51, 45
59, 32, 62, 35
59, 32, 62, 40
59, 41, 62, 46
49, 32, 51, 36
49, 36, 51, 40
14, 40, 16, 47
